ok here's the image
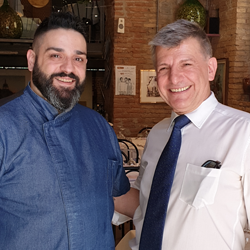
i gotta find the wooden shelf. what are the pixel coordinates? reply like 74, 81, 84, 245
0, 38, 33, 43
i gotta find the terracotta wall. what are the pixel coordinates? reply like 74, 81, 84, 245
210, 0, 250, 111
105, 0, 250, 136
105, 0, 171, 137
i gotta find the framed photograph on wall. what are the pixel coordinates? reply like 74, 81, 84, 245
210, 58, 228, 104
140, 69, 163, 103
115, 65, 136, 95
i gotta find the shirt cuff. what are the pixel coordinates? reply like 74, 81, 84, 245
112, 211, 132, 226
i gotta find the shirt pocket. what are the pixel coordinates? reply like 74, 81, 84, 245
179, 163, 221, 209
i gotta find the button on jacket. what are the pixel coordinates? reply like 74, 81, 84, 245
0, 84, 130, 250
131, 92, 250, 250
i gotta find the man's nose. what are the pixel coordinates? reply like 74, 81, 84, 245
60, 59, 74, 74
169, 67, 182, 85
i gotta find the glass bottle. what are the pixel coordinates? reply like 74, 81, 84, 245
176, 0, 206, 29
0, 0, 23, 38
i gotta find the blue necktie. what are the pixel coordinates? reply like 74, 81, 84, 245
139, 115, 190, 250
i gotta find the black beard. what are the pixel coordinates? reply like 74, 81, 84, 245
32, 59, 85, 113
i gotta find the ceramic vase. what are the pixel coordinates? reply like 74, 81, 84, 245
0, 0, 23, 38
176, 0, 206, 29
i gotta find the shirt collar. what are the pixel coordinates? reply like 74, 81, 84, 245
169, 92, 219, 129
24, 83, 60, 121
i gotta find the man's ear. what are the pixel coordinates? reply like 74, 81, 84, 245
208, 57, 217, 81
27, 49, 36, 72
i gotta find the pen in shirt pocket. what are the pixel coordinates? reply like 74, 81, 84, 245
201, 160, 221, 169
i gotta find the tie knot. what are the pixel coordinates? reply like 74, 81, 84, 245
174, 115, 190, 129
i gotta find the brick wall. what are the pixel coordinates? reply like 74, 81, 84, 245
209, 0, 250, 111
105, 0, 250, 136
106, 0, 171, 137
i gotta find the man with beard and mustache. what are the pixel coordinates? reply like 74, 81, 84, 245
0, 12, 130, 250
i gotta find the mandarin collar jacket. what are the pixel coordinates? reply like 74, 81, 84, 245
0, 84, 130, 250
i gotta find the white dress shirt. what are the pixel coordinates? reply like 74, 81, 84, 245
130, 92, 250, 250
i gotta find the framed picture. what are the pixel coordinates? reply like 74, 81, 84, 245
115, 65, 136, 95
140, 69, 163, 103
210, 58, 228, 104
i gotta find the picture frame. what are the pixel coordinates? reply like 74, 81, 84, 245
115, 65, 136, 96
140, 69, 163, 103
210, 58, 228, 104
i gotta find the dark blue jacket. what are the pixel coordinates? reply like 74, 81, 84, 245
0, 84, 130, 250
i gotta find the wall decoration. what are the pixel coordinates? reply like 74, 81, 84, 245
27, 0, 49, 8
0, 0, 23, 38
210, 58, 228, 104
140, 69, 163, 103
176, 0, 206, 29
115, 65, 136, 95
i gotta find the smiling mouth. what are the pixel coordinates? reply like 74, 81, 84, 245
170, 86, 190, 93
55, 77, 75, 83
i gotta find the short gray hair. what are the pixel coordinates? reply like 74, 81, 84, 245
149, 19, 212, 67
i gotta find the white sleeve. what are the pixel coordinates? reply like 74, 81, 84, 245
243, 142, 250, 230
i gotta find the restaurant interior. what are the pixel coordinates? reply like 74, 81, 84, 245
1, 0, 250, 248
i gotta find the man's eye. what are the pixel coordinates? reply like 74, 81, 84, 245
75, 57, 83, 62
51, 54, 60, 58
158, 67, 168, 73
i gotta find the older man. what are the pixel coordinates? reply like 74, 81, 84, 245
115, 19, 250, 250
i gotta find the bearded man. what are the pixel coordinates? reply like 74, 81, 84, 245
0, 12, 129, 250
